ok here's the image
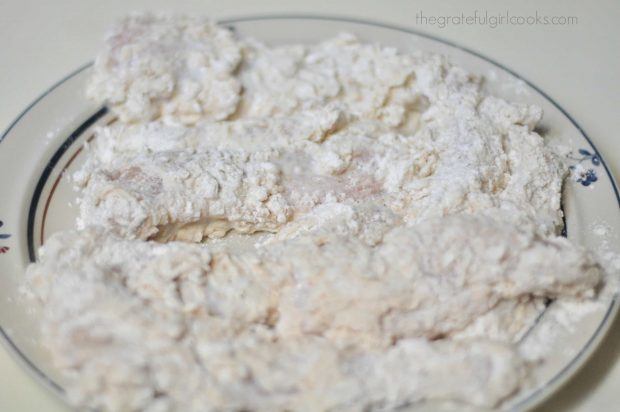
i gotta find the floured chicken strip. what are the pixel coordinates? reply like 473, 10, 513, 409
25, 213, 600, 411
78, 90, 564, 243
87, 14, 242, 123
87, 14, 427, 128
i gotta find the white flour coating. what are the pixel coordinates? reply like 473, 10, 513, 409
87, 14, 242, 124
236, 33, 423, 128
74, 148, 290, 241
453, 297, 547, 343
26, 213, 600, 411
516, 221, 620, 363
23, 13, 610, 412
586, 221, 620, 306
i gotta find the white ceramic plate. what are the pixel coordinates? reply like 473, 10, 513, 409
0, 15, 618, 412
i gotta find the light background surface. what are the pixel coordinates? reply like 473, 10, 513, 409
0, 0, 618, 410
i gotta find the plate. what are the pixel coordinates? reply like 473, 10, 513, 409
0, 15, 618, 412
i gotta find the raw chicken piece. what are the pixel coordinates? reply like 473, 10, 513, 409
78, 95, 563, 244
25, 213, 600, 411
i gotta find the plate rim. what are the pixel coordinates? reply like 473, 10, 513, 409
1, 13, 619, 411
